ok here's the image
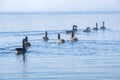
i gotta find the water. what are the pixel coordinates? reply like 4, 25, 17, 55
0, 13, 120, 80
0, 12, 120, 31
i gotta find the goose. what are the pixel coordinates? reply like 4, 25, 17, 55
70, 31, 78, 42
24, 36, 31, 47
15, 39, 26, 54
66, 25, 78, 34
42, 31, 49, 41
83, 27, 91, 33
93, 23, 99, 31
101, 21, 106, 30
57, 33, 65, 44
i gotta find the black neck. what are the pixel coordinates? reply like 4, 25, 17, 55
22, 39, 25, 49
58, 33, 60, 39
103, 21, 105, 27
45, 31, 47, 37
72, 26, 74, 30
71, 31, 74, 38
96, 23, 98, 27
87, 27, 89, 30
25, 36, 28, 42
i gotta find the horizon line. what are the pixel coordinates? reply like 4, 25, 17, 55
0, 11, 120, 14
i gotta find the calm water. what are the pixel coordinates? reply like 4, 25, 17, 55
0, 13, 120, 80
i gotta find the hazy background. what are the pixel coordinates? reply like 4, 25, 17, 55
0, 0, 120, 12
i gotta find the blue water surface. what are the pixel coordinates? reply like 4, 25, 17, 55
0, 13, 120, 80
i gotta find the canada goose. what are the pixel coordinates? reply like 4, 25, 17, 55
83, 27, 91, 33
15, 39, 26, 54
57, 33, 65, 44
24, 36, 31, 47
66, 25, 78, 34
70, 31, 78, 42
42, 31, 49, 41
101, 21, 106, 30
93, 23, 99, 31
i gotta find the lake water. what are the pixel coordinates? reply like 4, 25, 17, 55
0, 12, 120, 80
